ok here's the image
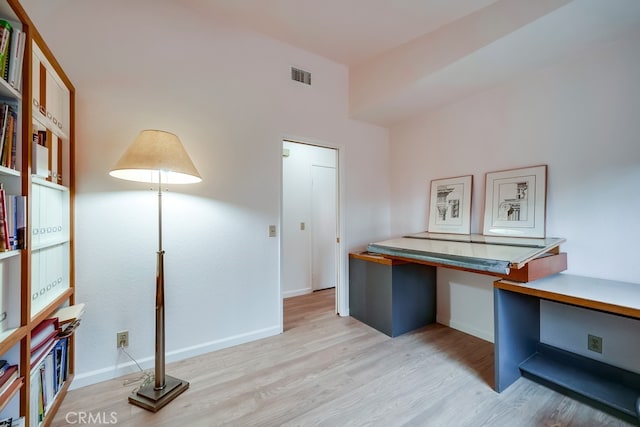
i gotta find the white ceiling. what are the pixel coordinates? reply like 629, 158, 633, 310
181, 0, 640, 126
181, 0, 500, 66
19, 0, 628, 129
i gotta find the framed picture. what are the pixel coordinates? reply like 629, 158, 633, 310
483, 165, 547, 238
427, 175, 473, 234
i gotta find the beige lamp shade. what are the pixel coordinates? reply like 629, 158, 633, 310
109, 130, 202, 184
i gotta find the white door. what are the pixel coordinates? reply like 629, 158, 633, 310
311, 165, 337, 291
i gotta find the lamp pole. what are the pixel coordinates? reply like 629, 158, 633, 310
155, 173, 166, 391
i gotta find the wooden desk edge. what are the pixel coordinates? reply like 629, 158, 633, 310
494, 280, 640, 319
356, 251, 566, 282
349, 252, 408, 266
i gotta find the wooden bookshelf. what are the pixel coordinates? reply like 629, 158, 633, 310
0, 1, 76, 426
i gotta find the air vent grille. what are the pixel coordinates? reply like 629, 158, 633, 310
291, 67, 311, 85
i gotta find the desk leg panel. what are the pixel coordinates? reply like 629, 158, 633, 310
391, 263, 436, 337
494, 288, 540, 392
348, 258, 368, 321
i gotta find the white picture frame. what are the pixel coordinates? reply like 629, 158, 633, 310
427, 175, 473, 235
483, 165, 547, 238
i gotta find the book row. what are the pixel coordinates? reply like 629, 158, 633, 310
29, 338, 69, 427
26, 305, 83, 427
0, 328, 69, 427
0, 20, 25, 91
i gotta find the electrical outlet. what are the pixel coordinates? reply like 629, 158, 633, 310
588, 334, 602, 353
117, 331, 129, 348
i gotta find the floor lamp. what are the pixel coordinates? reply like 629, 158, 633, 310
109, 129, 202, 412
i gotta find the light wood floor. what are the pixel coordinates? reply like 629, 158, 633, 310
52, 289, 632, 426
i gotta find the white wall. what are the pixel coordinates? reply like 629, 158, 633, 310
281, 142, 336, 298
389, 27, 640, 351
21, 0, 390, 387
540, 301, 640, 373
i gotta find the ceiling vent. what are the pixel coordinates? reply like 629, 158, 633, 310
291, 67, 311, 85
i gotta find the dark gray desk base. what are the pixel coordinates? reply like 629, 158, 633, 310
349, 253, 436, 337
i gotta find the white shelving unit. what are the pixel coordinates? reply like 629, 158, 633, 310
0, 1, 76, 426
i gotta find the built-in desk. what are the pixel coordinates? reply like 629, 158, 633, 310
494, 274, 640, 424
353, 232, 567, 336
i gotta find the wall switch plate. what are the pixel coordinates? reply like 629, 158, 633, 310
300, 222, 305, 230
269, 225, 277, 237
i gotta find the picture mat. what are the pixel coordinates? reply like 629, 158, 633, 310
483, 165, 546, 238
427, 175, 472, 235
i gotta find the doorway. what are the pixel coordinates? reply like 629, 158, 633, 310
281, 140, 339, 310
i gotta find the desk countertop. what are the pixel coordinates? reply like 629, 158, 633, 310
495, 274, 640, 318
367, 232, 565, 275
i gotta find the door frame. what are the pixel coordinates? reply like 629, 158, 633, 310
280, 137, 344, 318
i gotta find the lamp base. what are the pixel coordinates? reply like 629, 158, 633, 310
128, 375, 189, 412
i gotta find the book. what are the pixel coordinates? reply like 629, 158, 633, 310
14, 195, 25, 250
29, 369, 40, 425
38, 367, 44, 422
31, 318, 59, 351
37, 130, 46, 146
0, 364, 18, 396
54, 338, 68, 391
8, 107, 16, 169
14, 30, 25, 90
5, 194, 13, 249
0, 20, 11, 82
54, 303, 85, 325
31, 327, 57, 355
42, 353, 55, 411
30, 338, 56, 369
7, 28, 24, 89
0, 107, 13, 167
0, 186, 9, 251
0, 104, 9, 161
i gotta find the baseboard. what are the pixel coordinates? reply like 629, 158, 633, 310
282, 288, 313, 299
437, 315, 494, 343
70, 325, 282, 389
